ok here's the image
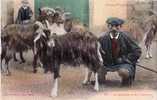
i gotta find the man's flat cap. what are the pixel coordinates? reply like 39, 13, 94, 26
106, 17, 124, 26
22, 0, 29, 4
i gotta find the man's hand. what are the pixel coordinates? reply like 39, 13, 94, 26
116, 56, 132, 64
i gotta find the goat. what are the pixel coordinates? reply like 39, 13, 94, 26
144, 14, 157, 59
1, 21, 45, 73
1, 36, 14, 76
33, 30, 103, 97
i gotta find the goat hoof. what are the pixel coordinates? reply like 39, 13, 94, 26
22, 60, 26, 63
82, 81, 90, 86
14, 59, 18, 62
145, 55, 150, 59
33, 70, 37, 73
19, 62, 23, 64
94, 86, 99, 92
149, 55, 152, 58
44, 69, 49, 74
94, 87, 99, 92
1, 70, 4, 73
145, 57, 149, 59
6, 73, 11, 76
50, 92, 58, 97
19, 60, 25, 64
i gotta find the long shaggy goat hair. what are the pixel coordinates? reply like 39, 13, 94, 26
34, 31, 103, 97
36, 31, 102, 73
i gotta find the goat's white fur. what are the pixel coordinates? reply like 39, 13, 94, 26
47, 22, 67, 36
94, 73, 99, 91
47, 39, 55, 47
34, 21, 47, 55
97, 42, 103, 63
51, 78, 58, 97
82, 68, 92, 85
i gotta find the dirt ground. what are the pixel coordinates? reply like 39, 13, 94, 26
1, 41, 157, 100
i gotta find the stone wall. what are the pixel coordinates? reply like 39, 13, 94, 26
1, 0, 14, 28
89, 0, 128, 35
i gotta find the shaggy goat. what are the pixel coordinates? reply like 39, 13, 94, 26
1, 21, 45, 73
1, 36, 14, 75
34, 30, 103, 97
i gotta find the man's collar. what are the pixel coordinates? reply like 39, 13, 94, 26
22, 6, 28, 9
110, 32, 120, 39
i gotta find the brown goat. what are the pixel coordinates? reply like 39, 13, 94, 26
1, 22, 42, 72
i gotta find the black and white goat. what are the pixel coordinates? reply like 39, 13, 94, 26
39, 6, 86, 36
33, 27, 103, 97
1, 36, 14, 76
1, 21, 49, 74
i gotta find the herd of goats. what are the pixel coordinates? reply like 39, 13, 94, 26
1, 7, 157, 97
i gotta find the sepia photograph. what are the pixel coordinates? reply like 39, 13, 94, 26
1, 0, 157, 100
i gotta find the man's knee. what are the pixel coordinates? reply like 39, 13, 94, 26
118, 68, 130, 79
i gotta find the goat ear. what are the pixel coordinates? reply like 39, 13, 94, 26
33, 24, 39, 31
39, 8, 41, 15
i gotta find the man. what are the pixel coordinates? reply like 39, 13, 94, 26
98, 17, 142, 86
16, 0, 33, 24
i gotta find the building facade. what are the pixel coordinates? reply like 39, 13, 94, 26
1, 0, 34, 28
3, 0, 155, 34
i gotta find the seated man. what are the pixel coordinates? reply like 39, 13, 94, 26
98, 17, 142, 86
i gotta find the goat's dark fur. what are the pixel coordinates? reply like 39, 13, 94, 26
34, 31, 102, 78
1, 36, 14, 75
33, 31, 103, 96
1, 23, 36, 62
1, 22, 42, 72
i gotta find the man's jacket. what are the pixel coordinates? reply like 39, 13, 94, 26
16, 7, 33, 24
99, 31, 142, 66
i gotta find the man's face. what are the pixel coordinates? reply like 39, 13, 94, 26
110, 26, 119, 35
22, 3, 28, 8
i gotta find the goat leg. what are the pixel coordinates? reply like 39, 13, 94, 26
13, 53, 18, 62
1, 59, 4, 73
19, 51, 25, 64
33, 54, 38, 73
6, 61, 11, 76
51, 77, 58, 97
82, 67, 92, 85
94, 72, 99, 91
51, 61, 60, 97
